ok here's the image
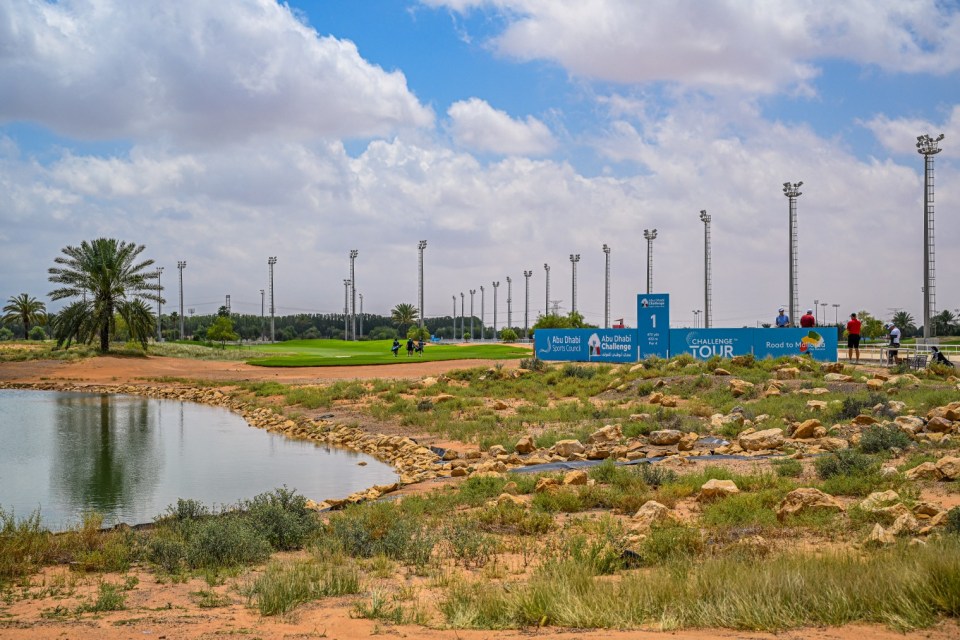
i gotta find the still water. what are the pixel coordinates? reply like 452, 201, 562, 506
0, 389, 397, 529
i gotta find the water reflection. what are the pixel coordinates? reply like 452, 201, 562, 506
51, 394, 162, 517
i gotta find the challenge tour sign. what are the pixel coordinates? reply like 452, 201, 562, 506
534, 329, 637, 363
637, 294, 669, 359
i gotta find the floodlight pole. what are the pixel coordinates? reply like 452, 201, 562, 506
460, 292, 465, 340
349, 249, 358, 340
543, 263, 550, 316
343, 279, 351, 339
177, 261, 186, 340
155, 266, 164, 341
469, 289, 476, 340
268, 256, 277, 342
917, 133, 944, 338
359, 293, 364, 338
523, 271, 532, 339
569, 254, 580, 314
492, 281, 500, 339
820, 302, 828, 324
418, 240, 427, 329
225, 294, 230, 315
452, 295, 456, 339
602, 244, 611, 328
699, 210, 712, 328
506, 276, 513, 331
480, 286, 486, 341
259, 289, 265, 342
643, 229, 657, 294
782, 182, 802, 329
814, 299, 820, 324
832, 303, 839, 325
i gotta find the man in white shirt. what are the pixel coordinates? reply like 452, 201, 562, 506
885, 323, 901, 365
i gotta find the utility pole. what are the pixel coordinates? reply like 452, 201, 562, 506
268, 256, 277, 342
177, 261, 186, 340
569, 254, 580, 313
543, 263, 550, 317
343, 279, 351, 339
259, 289, 265, 342
480, 285, 485, 341
700, 210, 712, 328
349, 249, 358, 340
523, 270, 532, 339
451, 295, 456, 339
155, 266, 164, 341
460, 292, 465, 340
506, 276, 513, 332
492, 281, 500, 339
917, 133, 944, 339
418, 240, 427, 329
359, 293, 364, 338
643, 229, 657, 294
602, 244, 611, 328
469, 289, 476, 340
782, 182, 802, 328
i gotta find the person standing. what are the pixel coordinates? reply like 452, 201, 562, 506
846, 313, 862, 364
800, 309, 816, 328
885, 323, 901, 365
775, 308, 790, 328
391, 338, 401, 357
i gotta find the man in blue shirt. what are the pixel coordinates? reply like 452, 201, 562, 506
775, 308, 790, 328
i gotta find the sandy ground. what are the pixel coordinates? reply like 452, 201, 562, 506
2, 355, 959, 640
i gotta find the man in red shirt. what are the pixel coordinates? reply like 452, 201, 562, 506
800, 309, 816, 328
846, 312, 862, 364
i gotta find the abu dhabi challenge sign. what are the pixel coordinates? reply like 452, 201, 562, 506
534, 329, 637, 363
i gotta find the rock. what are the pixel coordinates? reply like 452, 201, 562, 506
660, 395, 680, 408
776, 367, 800, 380
806, 400, 828, 412
895, 415, 925, 434
935, 456, 960, 480
492, 400, 509, 411
631, 500, 674, 530
648, 392, 664, 405
488, 444, 507, 456
823, 362, 844, 373
926, 417, 954, 433
535, 477, 559, 493
913, 502, 942, 518
698, 479, 740, 502
793, 419, 822, 439
450, 466, 468, 477
866, 379, 884, 391
515, 435, 536, 454
879, 466, 899, 479
818, 436, 849, 452
824, 373, 854, 382
420, 376, 438, 388
552, 440, 586, 457
776, 488, 844, 521
678, 432, 699, 451
905, 462, 941, 481
433, 393, 456, 404
889, 512, 920, 536
729, 379, 755, 397
563, 469, 589, 486
860, 490, 900, 512
649, 429, 683, 446
853, 414, 878, 425
496, 493, 525, 507
866, 523, 895, 546
762, 386, 782, 397
713, 368, 732, 376
739, 428, 785, 451
588, 424, 623, 444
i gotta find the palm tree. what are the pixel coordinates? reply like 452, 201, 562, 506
391, 303, 419, 336
48, 238, 161, 352
891, 311, 916, 338
932, 309, 957, 337
2, 293, 46, 337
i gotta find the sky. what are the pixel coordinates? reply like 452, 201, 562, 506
2, 0, 959, 330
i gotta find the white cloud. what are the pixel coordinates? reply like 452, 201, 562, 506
862, 106, 960, 158
0, 0, 434, 145
447, 98, 556, 155
424, 0, 960, 93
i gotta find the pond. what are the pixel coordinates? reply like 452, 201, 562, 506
0, 389, 397, 530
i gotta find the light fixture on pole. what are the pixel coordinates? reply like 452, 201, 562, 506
522, 271, 532, 339
225, 294, 230, 315
343, 279, 351, 339
699, 210, 712, 328
782, 181, 803, 329
155, 266, 164, 341
832, 303, 840, 325
359, 293, 364, 338
692, 310, 698, 328
569, 254, 580, 313
917, 133, 944, 338
177, 261, 186, 340
480, 285, 485, 340
349, 249, 358, 340
506, 276, 513, 331
492, 281, 500, 339
602, 244, 611, 328
452, 295, 456, 339
820, 302, 828, 323
460, 292, 465, 340
417, 240, 427, 329
543, 263, 550, 316
643, 229, 657, 294
259, 289, 265, 342
813, 299, 819, 324
469, 289, 476, 340
268, 256, 277, 342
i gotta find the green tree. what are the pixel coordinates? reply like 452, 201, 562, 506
857, 310, 885, 340
891, 310, 917, 337
207, 315, 238, 348
391, 303, 419, 335
932, 309, 957, 337
3, 293, 46, 337
499, 327, 518, 342
407, 325, 430, 341
47, 238, 160, 352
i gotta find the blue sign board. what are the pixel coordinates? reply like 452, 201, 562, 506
755, 328, 837, 362
637, 294, 669, 359
670, 328, 755, 360
534, 329, 638, 363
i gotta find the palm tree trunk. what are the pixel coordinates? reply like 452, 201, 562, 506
100, 324, 110, 352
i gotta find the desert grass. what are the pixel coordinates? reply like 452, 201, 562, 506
244, 554, 361, 616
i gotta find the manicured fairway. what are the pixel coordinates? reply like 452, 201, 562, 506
243, 339, 530, 367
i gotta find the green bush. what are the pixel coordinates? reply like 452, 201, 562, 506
814, 449, 878, 480
28, 326, 47, 340
329, 502, 436, 565
519, 357, 547, 372
772, 458, 804, 478
947, 507, 960, 535
243, 487, 319, 551
0, 327, 13, 341
858, 424, 912, 454
830, 393, 887, 421
186, 516, 272, 568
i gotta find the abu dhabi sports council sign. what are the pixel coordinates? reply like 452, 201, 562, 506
534, 329, 637, 363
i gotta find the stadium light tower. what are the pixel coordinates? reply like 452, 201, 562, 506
268, 257, 277, 342
259, 289, 265, 342
602, 244, 611, 328
349, 249, 358, 340
492, 281, 500, 339
452, 295, 456, 339
523, 270, 532, 339
460, 292, 465, 339
469, 289, 476, 340
643, 229, 657, 294
343, 279, 351, 339
569, 254, 580, 313
480, 285, 486, 340
832, 303, 840, 325
917, 133, 944, 338
177, 261, 186, 340
506, 276, 513, 331
699, 210, 712, 328
358, 293, 364, 338
155, 266, 164, 341
543, 263, 550, 316
782, 181, 803, 328
417, 241, 427, 329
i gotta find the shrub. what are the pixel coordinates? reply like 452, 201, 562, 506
0, 327, 13, 341
947, 507, 960, 535
243, 487, 319, 551
329, 502, 436, 565
772, 458, 804, 478
247, 558, 361, 616
519, 357, 547, 372
28, 326, 47, 340
186, 516, 272, 568
858, 424, 912, 455
636, 524, 704, 565
830, 393, 887, 421
561, 363, 596, 379
814, 449, 878, 480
